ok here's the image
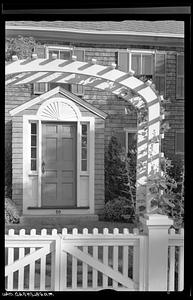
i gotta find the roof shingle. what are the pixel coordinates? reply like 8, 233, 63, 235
6, 20, 184, 35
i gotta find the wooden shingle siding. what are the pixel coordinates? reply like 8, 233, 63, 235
11, 114, 23, 213
5, 35, 184, 215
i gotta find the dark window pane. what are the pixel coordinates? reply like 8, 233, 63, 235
156, 54, 165, 74
31, 123, 37, 134
49, 82, 71, 91
128, 132, 137, 151
82, 148, 87, 159
31, 160, 37, 171
82, 124, 87, 136
81, 160, 87, 171
132, 54, 141, 75
34, 82, 46, 93
142, 54, 153, 75
31, 135, 36, 147
31, 147, 37, 158
78, 84, 84, 95
49, 50, 59, 59
82, 136, 87, 147
60, 51, 71, 60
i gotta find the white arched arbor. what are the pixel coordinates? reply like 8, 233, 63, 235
5, 54, 165, 214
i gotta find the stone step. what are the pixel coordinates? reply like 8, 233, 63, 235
19, 214, 99, 226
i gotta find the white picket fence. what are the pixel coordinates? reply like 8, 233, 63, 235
5, 225, 184, 292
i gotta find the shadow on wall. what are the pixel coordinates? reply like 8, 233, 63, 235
5, 120, 12, 199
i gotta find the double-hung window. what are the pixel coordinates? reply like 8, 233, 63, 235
176, 53, 184, 99
124, 128, 137, 156
118, 50, 166, 96
81, 124, 88, 172
33, 46, 85, 96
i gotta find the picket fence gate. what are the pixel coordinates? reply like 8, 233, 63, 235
5, 227, 184, 292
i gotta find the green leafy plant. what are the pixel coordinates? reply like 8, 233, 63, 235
105, 136, 131, 203
5, 35, 39, 61
5, 140, 12, 198
5, 198, 20, 224
104, 196, 134, 222
104, 136, 137, 222
147, 156, 184, 229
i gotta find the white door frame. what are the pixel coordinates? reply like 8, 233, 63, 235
22, 98, 95, 215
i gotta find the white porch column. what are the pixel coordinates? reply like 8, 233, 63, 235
140, 214, 173, 291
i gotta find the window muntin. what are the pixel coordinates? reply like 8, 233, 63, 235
33, 82, 48, 95
176, 54, 184, 99
118, 50, 166, 96
123, 128, 137, 156
31, 123, 37, 171
48, 49, 72, 60
81, 124, 88, 171
131, 53, 153, 76
33, 46, 85, 95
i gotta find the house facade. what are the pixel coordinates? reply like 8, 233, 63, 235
5, 21, 184, 220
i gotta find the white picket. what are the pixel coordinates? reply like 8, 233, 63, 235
112, 245, 118, 288
72, 228, 78, 289
29, 229, 36, 290
18, 229, 25, 290
82, 246, 88, 288
168, 228, 175, 291
92, 228, 99, 288
82, 228, 89, 289
178, 229, 184, 291
60, 228, 68, 290
5, 226, 184, 292
40, 229, 47, 290
123, 246, 128, 278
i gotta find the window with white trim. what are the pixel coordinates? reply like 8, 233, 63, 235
30, 122, 37, 171
118, 50, 166, 96
33, 46, 85, 96
175, 130, 184, 155
125, 128, 137, 155
176, 54, 184, 99
81, 124, 88, 172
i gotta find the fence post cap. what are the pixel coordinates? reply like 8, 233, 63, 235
140, 213, 173, 226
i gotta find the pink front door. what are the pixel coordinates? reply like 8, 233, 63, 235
41, 122, 77, 208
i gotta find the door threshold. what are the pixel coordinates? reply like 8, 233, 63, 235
28, 206, 89, 210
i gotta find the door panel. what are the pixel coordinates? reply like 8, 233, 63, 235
42, 122, 76, 207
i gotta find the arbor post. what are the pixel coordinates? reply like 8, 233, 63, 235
140, 213, 173, 291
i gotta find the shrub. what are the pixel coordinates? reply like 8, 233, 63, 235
105, 136, 131, 203
5, 198, 20, 224
5, 139, 12, 199
148, 155, 184, 229
104, 196, 134, 222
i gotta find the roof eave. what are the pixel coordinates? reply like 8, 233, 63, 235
5, 26, 184, 48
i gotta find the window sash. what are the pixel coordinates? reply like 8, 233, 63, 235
81, 123, 88, 172
30, 123, 38, 171
118, 50, 166, 95
33, 47, 85, 95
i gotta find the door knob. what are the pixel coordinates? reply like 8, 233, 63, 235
42, 161, 45, 174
